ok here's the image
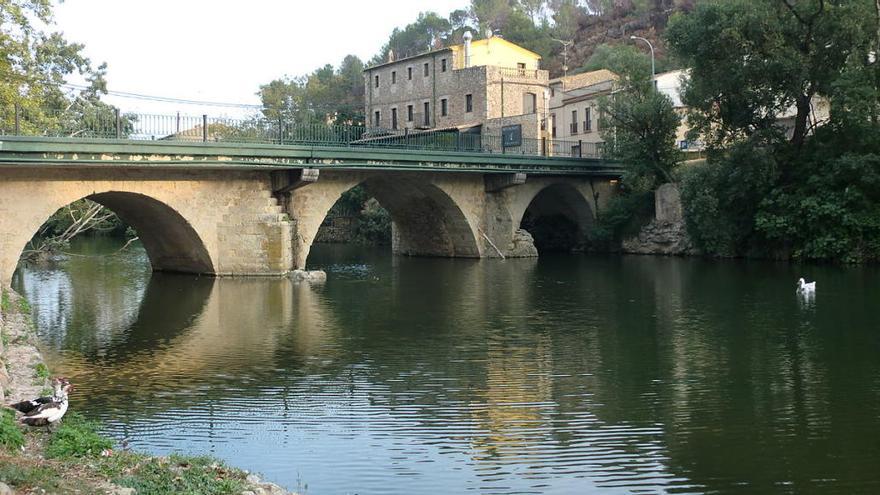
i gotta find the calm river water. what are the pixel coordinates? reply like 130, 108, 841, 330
12, 238, 880, 494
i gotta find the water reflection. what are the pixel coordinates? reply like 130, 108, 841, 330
13, 242, 880, 494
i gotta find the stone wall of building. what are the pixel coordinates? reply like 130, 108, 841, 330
484, 66, 550, 122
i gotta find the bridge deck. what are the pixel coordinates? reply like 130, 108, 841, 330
0, 136, 621, 176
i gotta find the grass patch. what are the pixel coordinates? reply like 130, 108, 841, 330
1, 413, 254, 495
17, 296, 31, 315
45, 412, 113, 459
0, 462, 62, 491
33, 362, 50, 380
0, 409, 25, 451
111, 454, 247, 495
0, 290, 10, 315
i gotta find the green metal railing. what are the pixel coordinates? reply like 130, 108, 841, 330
0, 105, 603, 160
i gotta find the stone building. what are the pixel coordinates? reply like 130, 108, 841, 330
548, 69, 616, 157
363, 34, 551, 150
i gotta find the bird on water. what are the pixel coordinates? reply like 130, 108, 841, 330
9, 376, 73, 429
797, 277, 816, 294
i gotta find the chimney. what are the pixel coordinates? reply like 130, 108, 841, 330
387, 49, 395, 63
463, 31, 473, 68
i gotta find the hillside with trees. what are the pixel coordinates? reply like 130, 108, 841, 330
256, 1, 695, 126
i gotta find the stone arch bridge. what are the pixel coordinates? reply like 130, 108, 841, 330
0, 137, 621, 287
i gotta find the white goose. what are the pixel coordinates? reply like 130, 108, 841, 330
797, 277, 817, 294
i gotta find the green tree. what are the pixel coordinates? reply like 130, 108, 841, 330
0, 0, 119, 134
372, 12, 453, 63
258, 54, 366, 126
598, 46, 681, 189
666, 0, 874, 151
667, 0, 880, 261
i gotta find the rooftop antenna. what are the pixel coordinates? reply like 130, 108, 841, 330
553, 38, 573, 77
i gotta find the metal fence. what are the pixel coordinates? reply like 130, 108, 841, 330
0, 105, 603, 159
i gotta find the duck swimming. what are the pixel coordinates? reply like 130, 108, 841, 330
797, 277, 817, 294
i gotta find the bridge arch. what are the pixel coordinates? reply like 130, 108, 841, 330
12, 191, 214, 277
512, 182, 595, 253
289, 172, 482, 268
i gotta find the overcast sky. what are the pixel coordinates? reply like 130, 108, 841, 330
54, 0, 469, 117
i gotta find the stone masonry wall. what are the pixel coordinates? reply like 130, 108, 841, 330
0, 168, 293, 287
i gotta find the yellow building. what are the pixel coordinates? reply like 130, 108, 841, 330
449, 36, 542, 72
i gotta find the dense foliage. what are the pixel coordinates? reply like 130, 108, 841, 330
324, 186, 392, 245
0, 0, 129, 135
668, 0, 880, 262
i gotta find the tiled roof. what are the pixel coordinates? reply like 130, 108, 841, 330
550, 69, 617, 91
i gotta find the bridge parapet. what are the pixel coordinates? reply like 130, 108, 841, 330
0, 108, 611, 168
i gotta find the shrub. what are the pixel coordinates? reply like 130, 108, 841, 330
114, 454, 246, 495
587, 189, 654, 250
45, 412, 113, 459
756, 153, 880, 262
679, 142, 779, 257
0, 409, 25, 451
33, 363, 50, 380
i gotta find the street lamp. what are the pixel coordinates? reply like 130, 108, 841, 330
553, 38, 573, 77
630, 35, 655, 87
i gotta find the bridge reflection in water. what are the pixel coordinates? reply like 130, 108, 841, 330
14, 240, 880, 494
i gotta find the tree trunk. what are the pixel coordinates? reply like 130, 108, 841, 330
790, 93, 812, 149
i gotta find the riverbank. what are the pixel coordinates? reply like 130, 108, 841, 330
0, 289, 296, 495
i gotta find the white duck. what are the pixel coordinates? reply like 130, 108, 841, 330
796, 277, 817, 294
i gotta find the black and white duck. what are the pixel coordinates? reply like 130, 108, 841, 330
10, 377, 72, 428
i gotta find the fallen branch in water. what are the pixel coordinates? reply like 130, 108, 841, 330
60, 237, 140, 258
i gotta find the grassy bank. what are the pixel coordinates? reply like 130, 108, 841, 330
0, 288, 292, 494
0, 412, 254, 494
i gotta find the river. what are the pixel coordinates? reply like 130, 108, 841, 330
12, 237, 880, 494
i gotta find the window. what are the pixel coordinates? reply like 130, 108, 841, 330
550, 87, 555, 97
392, 71, 396, 84
407, 67, 412, 80
441, 98, 448, 117
584, 107, 592, 132
374, 110, 380, 127
391, 108, 398, 130
570, 110, 578, 134
551, 113, 556, 138
407, 104, 413, 122
423, 62, 429, 76
441, 59, 447, 72
465, 94, 473, 113
374, 74, 379, 88
517, 62, 526, 75
523, 92, 536, 114
423, 102, 430, 126
571, 144, 581, 157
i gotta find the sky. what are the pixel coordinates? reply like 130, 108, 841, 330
54, 0, 469, 118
